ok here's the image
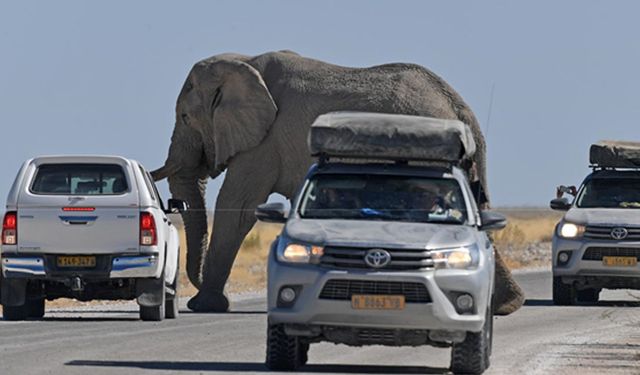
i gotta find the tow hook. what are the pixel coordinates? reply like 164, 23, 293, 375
70, 276, 84, 292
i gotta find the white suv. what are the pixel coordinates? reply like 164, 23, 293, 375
1, 156, 184, 321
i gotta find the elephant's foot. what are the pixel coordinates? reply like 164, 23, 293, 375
493, 248, 525, 316
187, 291, 230, 312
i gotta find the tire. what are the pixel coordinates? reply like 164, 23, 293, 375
576, 288, 599, 304
140, 269, 166, 322
266, 324, 309, 371
2, 304, 29, 321
27, 298, 45, 319
165, 260, 180, 319
140, 292, 165, 321
553, 277, 574, 306
450, 306, 493, 375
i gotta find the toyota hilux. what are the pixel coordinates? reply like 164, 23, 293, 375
256, 112, 507, 374
551, 141, 640, 305
1, 155, 185, 321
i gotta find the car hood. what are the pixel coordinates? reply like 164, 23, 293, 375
564, 208, 640, 226
284, 218, 477, 249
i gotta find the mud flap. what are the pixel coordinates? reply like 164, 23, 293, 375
1, 278, 27, 307
136, 277, 164, 307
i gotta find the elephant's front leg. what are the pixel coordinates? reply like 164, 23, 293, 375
187, 158, 278, 312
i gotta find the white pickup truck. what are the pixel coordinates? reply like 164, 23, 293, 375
1, 156, 185, 321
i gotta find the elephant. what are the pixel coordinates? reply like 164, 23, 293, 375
152, 50, 524, 314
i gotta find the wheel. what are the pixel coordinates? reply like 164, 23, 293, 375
553, 277, 574, 306
165, 260, 180, 319
139, 269, 166, 322
450, 306, 493, 374
2, 304, 29, 321
27, 298, 45, 318
140, 291, 165, 321
266, 324, 308, 371
576, 288, 599, 304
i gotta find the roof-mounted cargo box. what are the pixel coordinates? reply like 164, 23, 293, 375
590, 140, 640, 168
308, 112, 476, 164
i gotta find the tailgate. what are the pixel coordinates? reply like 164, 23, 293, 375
16, 161, 141, 255
19, 205, 139, 255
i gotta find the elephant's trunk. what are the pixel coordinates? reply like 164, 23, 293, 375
151, 162, 182, 181
168, 173, 209, 289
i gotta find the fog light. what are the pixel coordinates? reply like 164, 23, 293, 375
558, 252, 569, 263
455, 294, 474, 312
279, 287, 297, 303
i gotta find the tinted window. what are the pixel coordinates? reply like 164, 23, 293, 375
576, 178, 640, 208
31, 164, 129, 195
299, 174, 467, 224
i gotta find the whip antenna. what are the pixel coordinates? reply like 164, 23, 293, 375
485, 83, 496, 141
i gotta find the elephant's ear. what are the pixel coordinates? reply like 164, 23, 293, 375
207, 60, 277, 169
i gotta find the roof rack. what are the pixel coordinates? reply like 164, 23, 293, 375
308, 112, 476, 165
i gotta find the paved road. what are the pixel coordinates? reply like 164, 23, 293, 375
1, 269, 640, 375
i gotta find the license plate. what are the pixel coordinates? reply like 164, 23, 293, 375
351, 295, 405, 310
603, 256, 637, 267
57, 256, 96, 268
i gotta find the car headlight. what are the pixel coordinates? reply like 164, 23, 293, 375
432, 245, 479, 270
557, 222, 585, 239
278, 243, 324, 264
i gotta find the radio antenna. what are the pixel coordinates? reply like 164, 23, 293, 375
485, 83, 496, 141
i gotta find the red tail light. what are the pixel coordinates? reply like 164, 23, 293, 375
2, 211, 17, 245
62, 207, 95, 212
140, 212, 157, 246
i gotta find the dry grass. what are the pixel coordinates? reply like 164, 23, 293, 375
175, 219, 282, 297
493, 208, 563, 269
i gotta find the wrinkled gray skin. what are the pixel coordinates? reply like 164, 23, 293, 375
152, 51, 522, 313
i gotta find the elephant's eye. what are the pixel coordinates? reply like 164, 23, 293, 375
181, 113, 191, 126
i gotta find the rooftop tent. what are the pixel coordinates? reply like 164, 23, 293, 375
590, 140, 640, 168
308, 112, 476, 163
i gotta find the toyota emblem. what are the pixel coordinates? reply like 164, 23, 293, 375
611, 227, 628, 240
364, 249, 391, 268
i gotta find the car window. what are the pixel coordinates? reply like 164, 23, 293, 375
299, 174, 467, 224
31, 164, 128, 195
145, 171, 166, 212
138, 166, 157, 201
576, 178, 640, 208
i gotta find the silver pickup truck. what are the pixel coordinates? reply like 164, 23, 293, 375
256, 113, 507, 374
1, 155, 185, 321
551, 141, 640, 305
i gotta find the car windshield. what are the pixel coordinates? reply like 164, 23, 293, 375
298, 174, 468, 224
576, 178, 640, 208
31, 164, 129, 195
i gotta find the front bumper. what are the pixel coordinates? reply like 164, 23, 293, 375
553, 237, 640, 286
267, 258, 493, 334
1, 253, 160, 280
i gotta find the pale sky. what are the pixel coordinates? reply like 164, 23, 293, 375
1, 1, 639, 207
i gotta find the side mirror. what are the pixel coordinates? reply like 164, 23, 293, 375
550, 198, 571, 211
167, 199, 189, 213
479, 211, 507, 231
255, 202, 288, 224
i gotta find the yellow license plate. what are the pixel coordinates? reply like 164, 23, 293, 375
603, 256, 637, 267
57, 256, 96, 268
351, 295, 405, 310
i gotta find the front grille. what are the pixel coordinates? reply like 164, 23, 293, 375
319, 279, 431, 303
584, 226, 640, 241
320, 246, 433, 270
582, 247, 640, 261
